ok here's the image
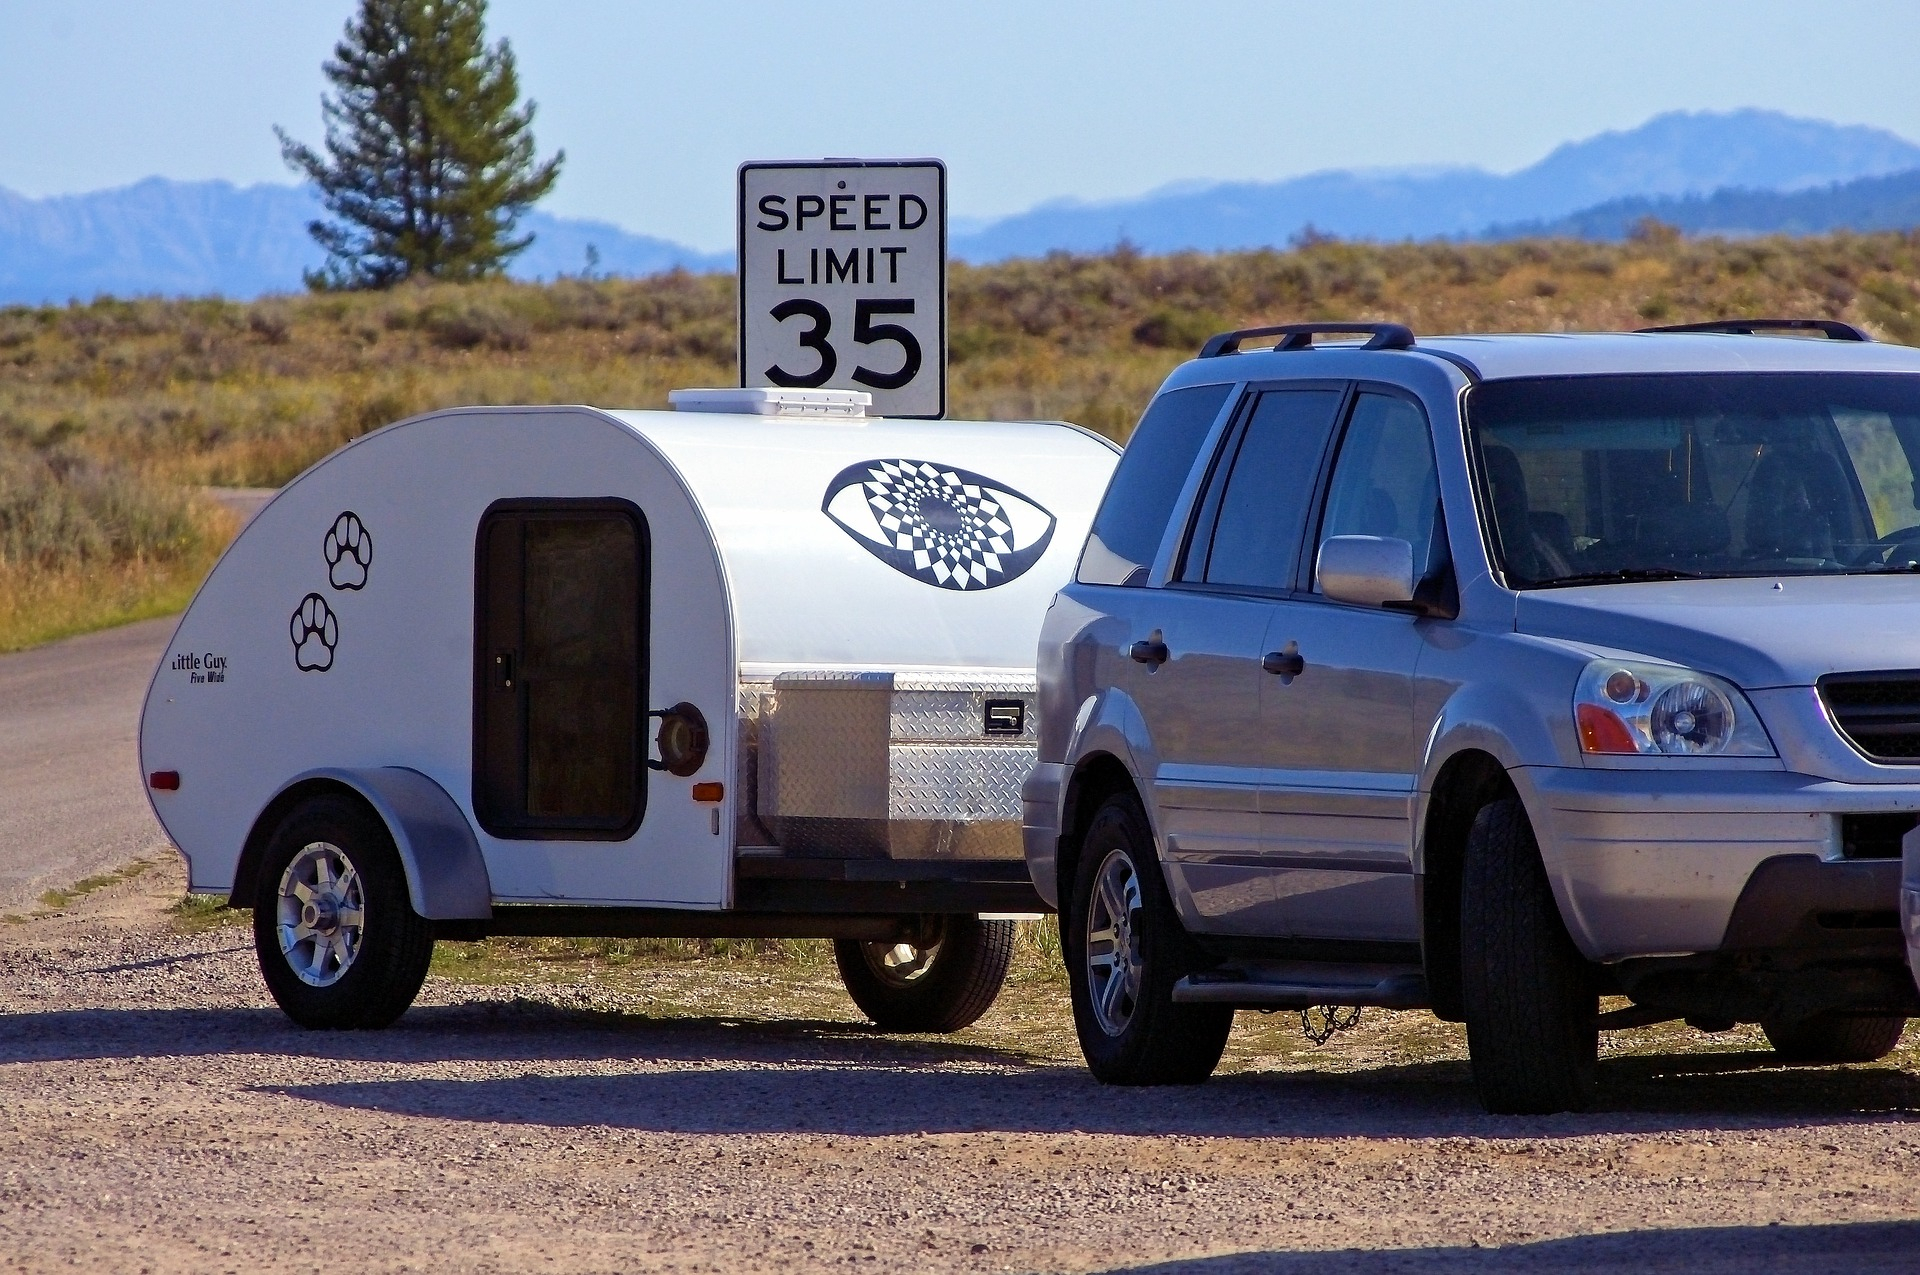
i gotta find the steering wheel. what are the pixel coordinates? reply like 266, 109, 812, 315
1852, 524, 1920, 567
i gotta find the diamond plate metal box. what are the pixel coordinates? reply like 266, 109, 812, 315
754, 670, 1036, 858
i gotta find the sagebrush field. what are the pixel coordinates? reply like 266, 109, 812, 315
3, 229, 1919, 647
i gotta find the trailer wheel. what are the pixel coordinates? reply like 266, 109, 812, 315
251, 793, 435, 1030
834, 915, 1014, 1033
1459, 797, 1599, 1114
1066, 792, 1231, 1085
1762, 1013, 1907, 1063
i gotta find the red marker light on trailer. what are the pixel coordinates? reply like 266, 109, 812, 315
149, 771, 181, 791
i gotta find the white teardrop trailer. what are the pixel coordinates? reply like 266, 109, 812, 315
140, 389, 1117, 1032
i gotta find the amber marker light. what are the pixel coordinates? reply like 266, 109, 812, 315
691, 782, 725, 803
1575, 704, 1638, 754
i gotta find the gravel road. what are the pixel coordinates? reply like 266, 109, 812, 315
3, 860, 1919, 1273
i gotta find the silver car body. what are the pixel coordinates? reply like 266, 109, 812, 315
1026, 332, 1920, 1020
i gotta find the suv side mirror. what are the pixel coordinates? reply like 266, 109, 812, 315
1318, 535, 1416, 608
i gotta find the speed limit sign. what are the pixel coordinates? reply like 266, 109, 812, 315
738, 160, 946, 418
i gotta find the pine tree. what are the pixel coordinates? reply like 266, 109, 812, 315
277, 0, 563, 289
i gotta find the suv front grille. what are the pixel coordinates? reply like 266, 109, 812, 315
1819, 672, 1920, 762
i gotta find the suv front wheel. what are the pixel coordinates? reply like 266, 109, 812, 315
1066, 792, 1232, 1085
1460, 797, 1599, 1113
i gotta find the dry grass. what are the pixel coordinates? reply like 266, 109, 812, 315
3, 232, 1915, 487
0, 491, 234, 653
3, 231, 1918, 649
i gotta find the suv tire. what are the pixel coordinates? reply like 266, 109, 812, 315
834, 915, 1014, 1033
1460, 797, 1598, 1113
1762, 1013, 1907, 1064
252, 794, 436, 1030
1066, 792, 1232, 1085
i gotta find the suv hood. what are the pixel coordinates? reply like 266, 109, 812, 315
1514, 574, 1920, 689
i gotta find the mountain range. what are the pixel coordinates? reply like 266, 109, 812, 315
945, 109, 1920, 260
2, 109, 1918, 305
0, 179, 728, 305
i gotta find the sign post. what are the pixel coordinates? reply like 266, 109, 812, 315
738, 159, 946, 418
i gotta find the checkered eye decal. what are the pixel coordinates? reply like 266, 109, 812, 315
822, 458, 1057, 591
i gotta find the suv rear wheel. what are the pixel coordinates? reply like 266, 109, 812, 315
1762, 1013, 1907, 1063
1066, 792, 1231, 1085
1460, 797, 1598, 1113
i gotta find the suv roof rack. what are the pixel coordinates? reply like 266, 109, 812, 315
1198, 322, 1416, 357
1638, 318, 1871, 341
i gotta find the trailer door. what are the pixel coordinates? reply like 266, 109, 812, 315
474, 500, 650, 839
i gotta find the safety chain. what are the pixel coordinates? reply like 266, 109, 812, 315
1299, 1004, 1362, 1045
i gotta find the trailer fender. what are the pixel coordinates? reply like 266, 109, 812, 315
239, 767, 492, 920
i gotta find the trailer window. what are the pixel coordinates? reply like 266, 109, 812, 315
475, 500, 650, 839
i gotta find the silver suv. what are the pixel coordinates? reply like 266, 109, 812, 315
1023, 319, 1920, 1113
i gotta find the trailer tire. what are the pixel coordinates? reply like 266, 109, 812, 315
834, 915, 1014, 1033
251, 793, 435, 1030
1762, 1013, 1907, 1063
1460, 797, 1599, 1114
1066, 792, 1231, 1086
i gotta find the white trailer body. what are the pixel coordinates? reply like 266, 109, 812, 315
138, 399, 1115, 1030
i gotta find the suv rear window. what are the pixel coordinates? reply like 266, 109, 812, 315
1078, 383, 1232, 585
1468, 373, 1920, 587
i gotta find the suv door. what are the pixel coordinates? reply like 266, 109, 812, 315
1148, 385, 1345, 932
1257, 389, 1441, 942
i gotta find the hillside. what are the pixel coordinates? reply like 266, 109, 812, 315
1, 229, 1916, 648
1, 229, 1916, 483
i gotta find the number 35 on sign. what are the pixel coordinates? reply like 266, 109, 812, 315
738, 160, 946, 418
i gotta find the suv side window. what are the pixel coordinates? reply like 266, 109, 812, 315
1192, 389, 1343, 591
1077, 383, 1233, 586
1314, 391, 1441, 589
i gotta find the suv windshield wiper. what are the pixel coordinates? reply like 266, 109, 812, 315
1533, 567, 1709, 587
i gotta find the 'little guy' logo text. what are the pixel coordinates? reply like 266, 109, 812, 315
171, 651, 229, 685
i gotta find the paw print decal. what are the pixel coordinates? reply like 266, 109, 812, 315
323, 511, 373, 590
290, 593, 338, 672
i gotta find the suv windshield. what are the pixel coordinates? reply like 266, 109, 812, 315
1467, 373, 1920, 587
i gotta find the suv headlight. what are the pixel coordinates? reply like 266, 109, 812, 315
1574, 659, 1775, 757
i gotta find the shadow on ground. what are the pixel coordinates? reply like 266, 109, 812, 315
1098, 1220, 1920, 1273
8, 998, 1920, 1138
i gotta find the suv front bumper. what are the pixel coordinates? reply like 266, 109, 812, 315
1517, 765, 1916, 963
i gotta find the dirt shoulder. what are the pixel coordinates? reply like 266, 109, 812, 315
2, 858, 1918, 1274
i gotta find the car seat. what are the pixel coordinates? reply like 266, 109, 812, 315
1747, 448, 1849, 560
1483, 445, 1573, 581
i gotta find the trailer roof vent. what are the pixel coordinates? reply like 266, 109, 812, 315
669, 387, 871, 419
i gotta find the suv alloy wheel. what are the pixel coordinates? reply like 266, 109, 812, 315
1066, 792, 1232, 1084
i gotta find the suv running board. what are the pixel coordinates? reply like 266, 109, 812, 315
1172, 960, 1430, 1010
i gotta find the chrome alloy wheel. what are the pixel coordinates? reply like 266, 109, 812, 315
1084, 848, 1145, 1036
276, 841, 366, 988
858, 925, 945, 988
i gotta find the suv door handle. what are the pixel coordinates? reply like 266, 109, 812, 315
1262, 649, 1306, 677
1129, 637, 1169, 666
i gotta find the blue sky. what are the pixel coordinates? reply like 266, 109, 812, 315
3, 1, 1918, 251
